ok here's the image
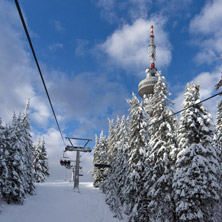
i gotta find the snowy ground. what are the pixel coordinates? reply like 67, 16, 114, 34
0, 181, 127, 222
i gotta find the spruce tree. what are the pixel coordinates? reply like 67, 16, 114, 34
216, 100, 222, 160
123, 93, 149, 220
173, 83, 220, 222
93, 134, 100, 187
107, 118, 116, 164
0, 118, 8, 199
20, 101, 35, 194
4, 113, 26, 203
40, 138, 49, 179
144, 72, 177, 222
102, 116, 127, 219
105, 177, 123, 219
34, 137, 49, 183
0, 102, 35, 204
115, 115, 130, 206
215, 100, 222, 221
93, 131, 108, 187
100, 119, 116, 192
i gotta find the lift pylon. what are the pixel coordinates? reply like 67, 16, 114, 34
64, 137, 92, 192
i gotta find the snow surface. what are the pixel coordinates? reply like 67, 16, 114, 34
0, 181, 126, 222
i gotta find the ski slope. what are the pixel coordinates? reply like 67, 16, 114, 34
0, 181, 126, 222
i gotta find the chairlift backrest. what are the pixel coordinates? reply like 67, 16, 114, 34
60, 157, 71, 167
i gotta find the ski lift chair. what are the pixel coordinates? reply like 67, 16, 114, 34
79, 167, 83, 176
60, 156, 71, 167
66, 163, 73, 169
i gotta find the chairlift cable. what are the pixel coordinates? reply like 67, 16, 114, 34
148, 90, 222, 127
15, 0, 66, 146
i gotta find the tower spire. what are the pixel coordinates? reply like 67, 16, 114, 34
149, 25, 156, 69
138, 25, 158, 110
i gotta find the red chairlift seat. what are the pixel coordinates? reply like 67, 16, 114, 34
60, 157, 71, 167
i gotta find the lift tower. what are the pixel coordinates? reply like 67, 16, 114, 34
65, 137, 92, 192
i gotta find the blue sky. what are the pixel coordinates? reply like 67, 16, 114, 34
0, 0, 222, 180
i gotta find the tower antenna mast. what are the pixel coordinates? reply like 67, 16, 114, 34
138, 25, 158, 114
149, 25, 156, 69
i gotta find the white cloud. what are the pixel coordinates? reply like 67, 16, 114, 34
96, 0, 192, 23
100, 18, 171, 76
0, 0, 51, 126
31, 97, 51, 125
48, 43, 63, 51
50, 19, 65, 32
47, 71, 129, 134
189, 0, 222, 65
193, 72, 218, 97
127, 0, 152, 21
97, 0, 117, 23
97, 0, 152, 23
194, 48, 217, 66
189, 0, 222, 35
157, 0, 192, 16
74, 39, 89, 57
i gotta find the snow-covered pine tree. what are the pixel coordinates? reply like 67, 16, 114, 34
40, 138, 49, 178
113, 116, 121, 157
3, 113, 26, 204
98, 131, 108, 184
93, 131, 108, 187
100, 119, 116, 192
107, 118, 116, 164
215, 74, 222, 163
215, 75, 222, 90
123, 93, 149, 221
41, 138, 49, 178
20, 101, 35, 194
0, 118, 8, 199
115, 115, 130, 206
104, 177, 123, 219
214, 75, 222, 222
34, 137, 49, 183
144, 71, 177, 222
103, 168, 123, 219
214, 100, 222, 221
102, 116, 128, 219
173, 83, 221, 222
93, 134, 100, 187
216, 100, 222, 160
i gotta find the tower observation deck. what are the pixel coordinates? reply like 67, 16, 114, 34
138, 25, 158, 100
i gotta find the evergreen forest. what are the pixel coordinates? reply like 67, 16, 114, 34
93, 71, 222, 222
0, 101, 49, 204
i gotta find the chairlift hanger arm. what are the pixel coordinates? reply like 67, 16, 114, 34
84, 139, 90, 147
65, 137, 92, 141
65, 137, 92, 149
62, 151, 66, 158
66, 137, 74, 146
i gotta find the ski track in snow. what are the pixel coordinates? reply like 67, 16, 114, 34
0, 181, 126, 222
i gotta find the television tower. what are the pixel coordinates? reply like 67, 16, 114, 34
138, 25, 158, 113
